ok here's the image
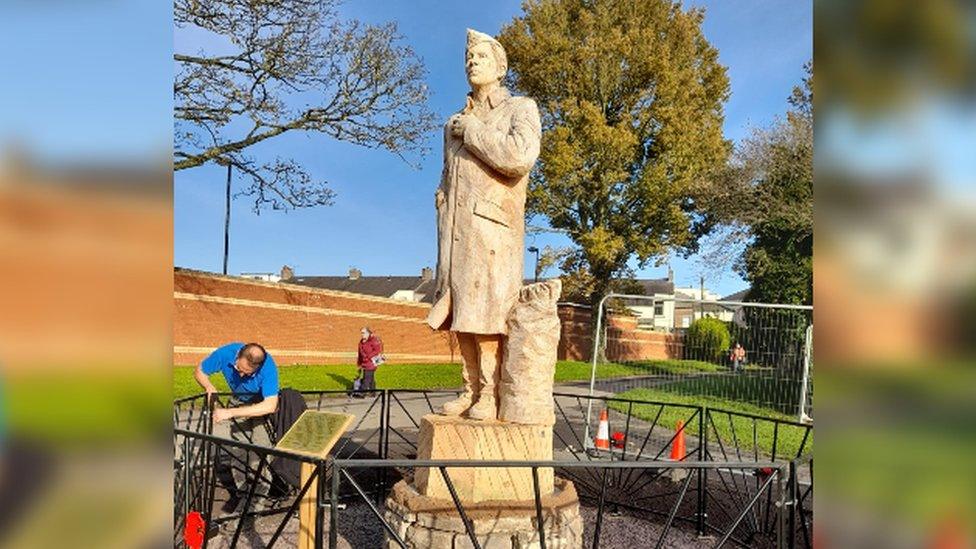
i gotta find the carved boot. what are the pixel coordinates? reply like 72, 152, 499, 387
466, 337, 500, 421
466, 394, 496, 421
441, 340, 480, 416
441, 392, 474, 416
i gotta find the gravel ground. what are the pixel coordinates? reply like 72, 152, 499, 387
204, 494, 723, 548
580, 504, 714, 548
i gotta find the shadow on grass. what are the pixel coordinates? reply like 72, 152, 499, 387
625, 359, 723, 375
326, 372, 355, 389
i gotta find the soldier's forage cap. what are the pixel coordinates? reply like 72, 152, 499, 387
465, 28, 507, 74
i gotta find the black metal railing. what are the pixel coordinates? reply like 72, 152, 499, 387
332, 458, 787, 549
787, 454, 813, 549
175, 427, 329, 548
173, 388, 812, 548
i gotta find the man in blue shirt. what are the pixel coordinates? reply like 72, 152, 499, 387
195, 342, 279, 423
195, 342, 303, 512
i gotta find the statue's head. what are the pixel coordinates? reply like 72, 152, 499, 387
465, 29, 507, 87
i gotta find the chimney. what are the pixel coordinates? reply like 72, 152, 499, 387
420, 267, 433, 282
348, 268, 362, 280
667, 266, 674, 282
280, 265, 294, 281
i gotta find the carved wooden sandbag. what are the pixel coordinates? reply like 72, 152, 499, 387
498, 279, 562, 425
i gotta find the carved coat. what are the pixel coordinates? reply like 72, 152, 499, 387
426, 87, 542, 335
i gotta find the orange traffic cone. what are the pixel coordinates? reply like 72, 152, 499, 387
929, 513, 969, 549
670, 420, 687, 460
594, 409, 610, 450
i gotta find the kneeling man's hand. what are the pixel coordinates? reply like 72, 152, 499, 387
212, 407, 234, 423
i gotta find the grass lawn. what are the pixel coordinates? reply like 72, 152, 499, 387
610, 387, 812, 459
7, 369, 171, 445
173, 363, 464, 399
551, 359, 685, 382
655, 372, 803, 415
173, 360, 658, 399
813, 367, 976, 528
621, 359, 722, 375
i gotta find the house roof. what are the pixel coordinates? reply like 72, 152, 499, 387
288, 275, 437, 303
721, 288, 751, 302
635, 278, 675, 296
617, 277, 674, 307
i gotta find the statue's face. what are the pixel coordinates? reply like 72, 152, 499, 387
465, 42, 502, 87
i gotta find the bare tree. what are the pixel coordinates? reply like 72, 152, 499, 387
699, 63, 813, 303
174, 0, 437, 211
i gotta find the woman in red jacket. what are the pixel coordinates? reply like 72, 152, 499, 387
356, 327, 383, 393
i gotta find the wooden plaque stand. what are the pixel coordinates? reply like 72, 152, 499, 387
274, 410, 354, 549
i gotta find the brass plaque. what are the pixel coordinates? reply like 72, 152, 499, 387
275, 410, 354, 458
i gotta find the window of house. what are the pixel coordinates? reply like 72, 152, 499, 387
654, 303, 664, 316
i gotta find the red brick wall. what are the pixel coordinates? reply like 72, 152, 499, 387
557, 304, 681, 362
174, 270, 458, 365
174, 270, 680, 365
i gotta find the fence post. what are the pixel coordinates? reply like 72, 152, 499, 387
203, 438, 217, 548
592, 467, 610, 548
585, 294, 611, 448
181, 435, 191, 519
797, 325, 813, 422
327, 459, 338, 549
383, 390, 392, 460
777, 466, 788, 549
697, 407, 707, 536
377, 391, 388, 504
788, 461, 796, 549
532, 467, 547, 549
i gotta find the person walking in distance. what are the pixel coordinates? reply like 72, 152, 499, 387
356, 327, 383, 394
730, 342, 746, 373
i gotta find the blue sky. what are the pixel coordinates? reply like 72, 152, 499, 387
1, 1, 812, 298
174, 0, 812, 297
0, 1, 171, 163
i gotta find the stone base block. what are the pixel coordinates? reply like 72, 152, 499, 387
414, 414, 554, 502
384, 478, 583, 549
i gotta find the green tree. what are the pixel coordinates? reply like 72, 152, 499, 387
174, 0, 436, 211
499, 0, 730, 312
815, 0, 974, 111
736, 65, 813, 304
685, 317, 731, 362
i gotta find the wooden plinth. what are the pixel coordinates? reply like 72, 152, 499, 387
385, 478, 583, 548
413, 414, 554, 503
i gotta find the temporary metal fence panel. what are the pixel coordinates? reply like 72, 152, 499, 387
585, 295, 814, 434
798, 325, 813, 422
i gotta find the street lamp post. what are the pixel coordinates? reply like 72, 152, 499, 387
223, 163, 232, 275
527, 246, 541, 283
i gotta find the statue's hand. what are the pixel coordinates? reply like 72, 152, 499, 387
435, 188, 446, 209
448, 114, 466, 137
